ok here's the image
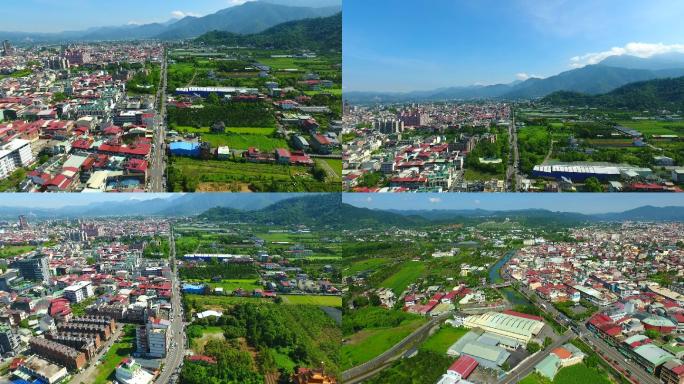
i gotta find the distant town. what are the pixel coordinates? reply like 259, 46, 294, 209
343, 101, 684, 192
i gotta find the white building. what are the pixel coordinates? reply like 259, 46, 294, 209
0, 139, 34, 180
63, 281, 94, 303
136, 317, 170, 358
115, 358, 154, 384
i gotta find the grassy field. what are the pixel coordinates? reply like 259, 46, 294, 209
176, 126, 277, 135
341, 319, 424, 369
617, 120, 684, 136
0, 245, 36, 259
93, 325, 136, 384
554, 363, 610, 384
520, 373, 549, 384
190, 326, 225, 353
344, 258, 389, 276
464, 168, 503, 181
320, 158, 342, 177
199, 132, 289, 150
281, 295, 342, 307
168, 157, 337, 192
208, 279, 262, 292
381, 261, 426, 294
420, 326, 469, 354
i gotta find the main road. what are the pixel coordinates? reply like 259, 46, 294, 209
155, 228, 186, 383
499, 274, 659, 384
149, 47, 168, 193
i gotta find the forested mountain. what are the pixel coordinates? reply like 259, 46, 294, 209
542, 75, 684, 110
0, 1, 341, 42
196, 13, 342, 51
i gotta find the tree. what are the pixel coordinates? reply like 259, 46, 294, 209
207, 92, 220, 105
526, 341, 541, 353
543, 336, 553, 348
584, 177, 604, 192
645, 329, 661, 340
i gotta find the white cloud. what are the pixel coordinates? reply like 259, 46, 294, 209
127, 21, 143, 25
429, 197, 442, 204
227, 0, 251, 6
365, 196, 373, 202
515, 73, 541, 81
473, 199, 481, 206
569, 42, 684, 68
171, 10, 201, 19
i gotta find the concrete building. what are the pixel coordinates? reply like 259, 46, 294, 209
0, 139, 34, 180
463, 311, 545, 344
18, 355, 68, 384
29, 337, 87, 371
115, 358, 154, 384
0, 324, 20, 355
660, 359, 684, 384
136, 317, 169, 358
63, 281, 94, 303
12, 254, 50, 285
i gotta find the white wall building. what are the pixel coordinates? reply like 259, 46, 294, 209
0, 139, 34, 179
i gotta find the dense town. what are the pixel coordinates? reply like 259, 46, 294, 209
341, 207, 684, 384
342, 101, 684, 192
0, 195, 343, 384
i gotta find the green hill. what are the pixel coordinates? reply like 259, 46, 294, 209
195, 13, 341, 51
543, 75, 684, 110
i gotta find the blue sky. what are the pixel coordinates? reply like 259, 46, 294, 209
0, 0, 251, 33
0, 194, 172, 208
343, 0, 684, 92
343, 194, 684, 214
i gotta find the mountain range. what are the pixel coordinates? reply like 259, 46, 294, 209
337, 204, 684, 227
0, 194, 299, 219
195, 13, 341, 51
0, 1, 341, 43
542, 75, 684, 111
345, 53, 684, 104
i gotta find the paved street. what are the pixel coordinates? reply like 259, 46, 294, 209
69, 324, 125, 384
155, 229, 185, 383
149, 48, 168, 193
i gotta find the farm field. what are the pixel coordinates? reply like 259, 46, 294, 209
341, 319, 424, 370
617, 120, 684, 136
420, 326, 470, 354
281, 295, 342, 307
381, 261, 426, 294
344, 258, 389, 276
198, 132, 289, 150
168, 157, 337, 192
208, 279, 262, 292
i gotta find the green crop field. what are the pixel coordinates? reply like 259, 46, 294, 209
281, 295, 342, 307
341, 319, 424, 369
381, 261, 426, 294
617, 120, 684, 136
420, 326, 469, 354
